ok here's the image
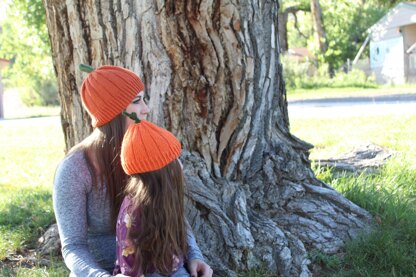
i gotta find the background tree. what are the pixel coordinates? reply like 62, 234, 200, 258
366, 0, 402, 8
320, 0, 386, 70
0, 0, 58, 106
285, 0, 391, 71
278, 0, 310, 53
43, 0, 372, 276
310, 0, 327, 54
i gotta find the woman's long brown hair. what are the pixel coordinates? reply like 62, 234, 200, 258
125, 159, 187, 274
68, 113, 127, 231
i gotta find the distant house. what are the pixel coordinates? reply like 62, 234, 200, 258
368, 2, 416, 84
0, 58, 10, 70
287, 47, 313, 62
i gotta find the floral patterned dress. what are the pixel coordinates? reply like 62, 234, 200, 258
113, 197, 185, 277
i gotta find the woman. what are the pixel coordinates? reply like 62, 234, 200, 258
53, 65, 212, 277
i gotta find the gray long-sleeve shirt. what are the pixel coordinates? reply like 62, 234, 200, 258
53, 151, 204, 277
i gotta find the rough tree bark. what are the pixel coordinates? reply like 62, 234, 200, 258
278, 8, 289, 53
43, 0, 372, 276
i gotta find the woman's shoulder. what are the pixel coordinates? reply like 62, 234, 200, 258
56, 150, 88, 173
54, 150, 92, 190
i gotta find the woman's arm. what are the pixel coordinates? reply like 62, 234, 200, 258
185, 224, 213, 277
53, 153, 112, 277
186, 227, 204, 261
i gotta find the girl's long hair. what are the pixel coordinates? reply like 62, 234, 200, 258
68, 113, 127, 231
125, 159, 187, 274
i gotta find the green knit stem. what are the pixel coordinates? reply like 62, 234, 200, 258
79, 64, 95, 73
122, 111, 141, 123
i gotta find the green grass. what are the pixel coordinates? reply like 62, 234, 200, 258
307, 160, 416, 276
0, 256, 68, 277
287, 85, 416, 101
0, 117, 68, 275
289, 114, 416, 276
0, 188, 54, 257
290, 114, 416, 160
1, 100, 416, 276
0, 258, 69, 277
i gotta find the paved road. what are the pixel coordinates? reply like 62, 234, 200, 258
0, 115, 60, 126
289, 93, 416, 105
288, 93, 416, 118
1, 93, 415, 125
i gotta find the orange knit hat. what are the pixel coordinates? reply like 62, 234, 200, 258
80, 65, 145, 127
121, 117, 182, 175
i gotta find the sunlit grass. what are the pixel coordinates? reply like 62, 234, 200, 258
289, 113, 416, 276
0, 119, 65, 188
290, 114, 416, 161
0, 118, 67, 274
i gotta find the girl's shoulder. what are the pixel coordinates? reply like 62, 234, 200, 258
119, 196, 132, 214
117, 196, 141, 231
119, 196, 142, 215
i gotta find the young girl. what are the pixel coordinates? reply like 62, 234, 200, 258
113, 113, 211, 277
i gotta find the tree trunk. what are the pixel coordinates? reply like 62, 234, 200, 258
0, 74, 4, 119
43, 0, 372, 276
310, 0, 327, 53
278, 10, 288, 53
278, 6, 310, 55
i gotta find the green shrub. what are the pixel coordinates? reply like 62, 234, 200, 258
36, 78, 59, 106
281, 56, 377, 91
4, 75, 59, 107
19, 87, 43, 107
330, 69, 377, 89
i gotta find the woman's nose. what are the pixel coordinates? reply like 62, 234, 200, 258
142, 103, 150, 114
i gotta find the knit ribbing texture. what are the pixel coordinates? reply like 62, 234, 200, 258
80, 65, 145, 127
121, 120, 181, 175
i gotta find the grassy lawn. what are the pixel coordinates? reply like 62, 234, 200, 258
287, 85, 416, 101
0, 117, 68, 275
0, 103, 415, 276
290, 114, 416, 160
290, 113, 416, 276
